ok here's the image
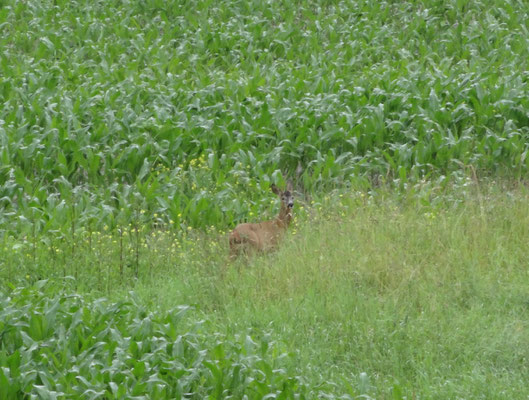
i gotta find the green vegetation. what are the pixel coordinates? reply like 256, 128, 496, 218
2, 0, 529, 398
2, 0, 529, 233
3, 186, 529, 398
0, 281, 315, 399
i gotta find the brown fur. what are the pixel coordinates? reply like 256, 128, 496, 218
229, 183, 294, 259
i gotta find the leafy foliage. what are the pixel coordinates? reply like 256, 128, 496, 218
0, 281, 316, 399
2, 0, 529, 235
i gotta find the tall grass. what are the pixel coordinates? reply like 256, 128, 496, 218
131, 183, 529, 398
4, 183, 529, 397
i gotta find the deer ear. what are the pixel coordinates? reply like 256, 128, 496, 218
271, 184, 281, 195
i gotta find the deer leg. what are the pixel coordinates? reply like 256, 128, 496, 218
229, 230, 260, 259
229, 231, 242, 260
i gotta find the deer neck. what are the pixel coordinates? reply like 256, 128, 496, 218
275, 204, 292, 228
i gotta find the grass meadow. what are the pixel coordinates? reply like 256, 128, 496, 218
2, 0, 529, 398
3, 183, 529, 398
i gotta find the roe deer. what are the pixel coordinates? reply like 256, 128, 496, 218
229, 182, 294, 258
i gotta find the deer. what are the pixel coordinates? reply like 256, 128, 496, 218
229, 181, 295, 259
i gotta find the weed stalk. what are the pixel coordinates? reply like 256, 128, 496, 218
119, 227, 124, 278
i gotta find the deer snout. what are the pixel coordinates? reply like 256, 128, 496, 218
287, 201, 294, 208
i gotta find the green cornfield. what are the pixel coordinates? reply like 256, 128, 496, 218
2, 0, 529, 398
